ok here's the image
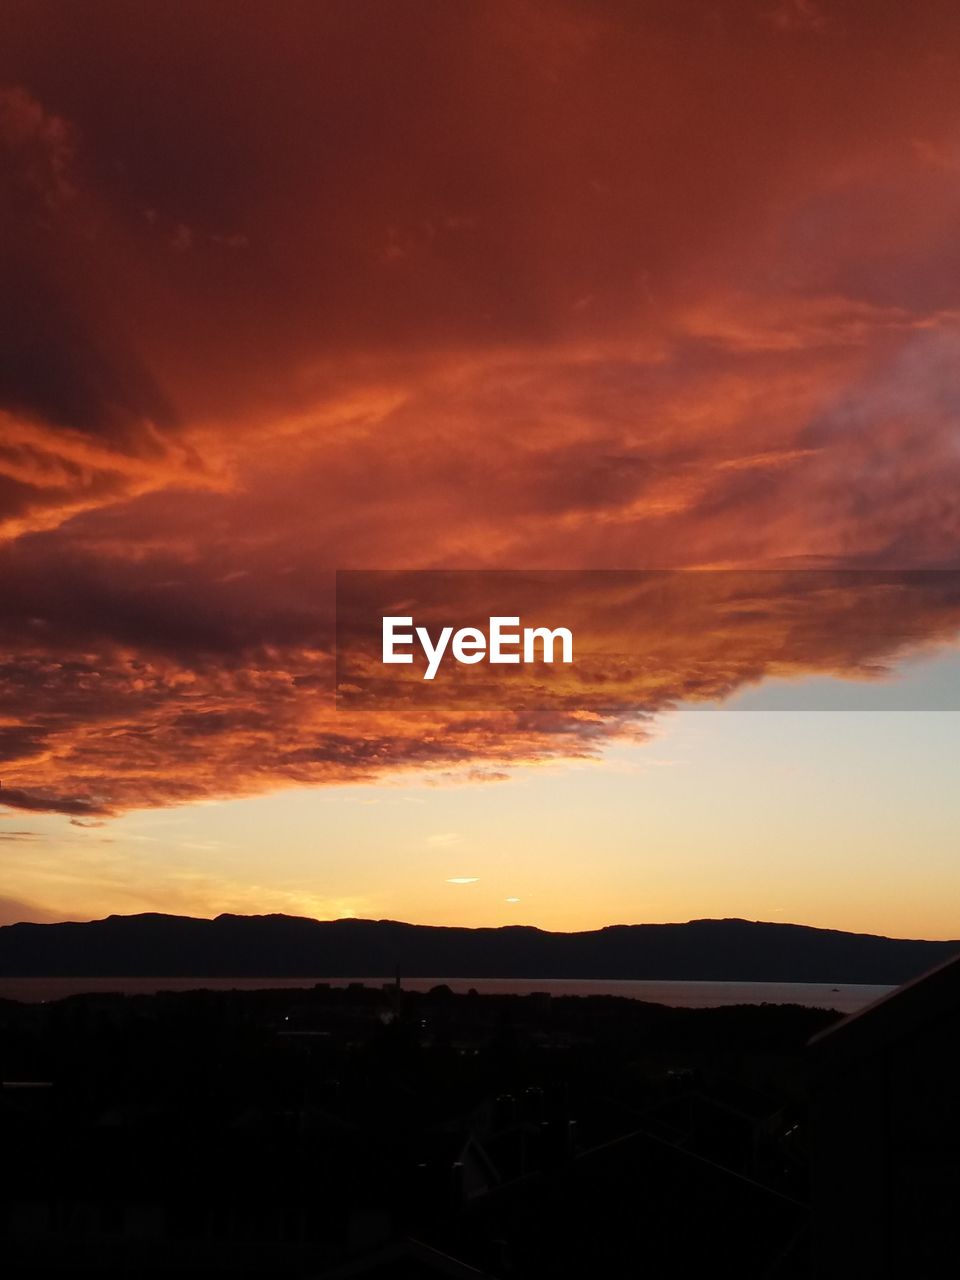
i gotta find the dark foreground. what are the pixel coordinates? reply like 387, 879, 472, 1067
1, 983, 838, 1278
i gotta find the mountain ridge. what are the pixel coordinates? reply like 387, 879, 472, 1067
1, 913, 957, 984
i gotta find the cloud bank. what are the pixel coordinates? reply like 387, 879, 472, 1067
1, 1, 960, 814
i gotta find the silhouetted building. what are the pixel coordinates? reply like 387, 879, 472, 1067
810, 954, 960, 1278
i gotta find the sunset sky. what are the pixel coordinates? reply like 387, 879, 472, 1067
2, 0, 959, 937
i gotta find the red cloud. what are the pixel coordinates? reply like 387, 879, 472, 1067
1, 3, 959, 813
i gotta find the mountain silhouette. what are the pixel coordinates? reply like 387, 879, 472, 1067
1, 914, 957, 983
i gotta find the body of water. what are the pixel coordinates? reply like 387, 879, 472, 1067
0, 975, 894, 1012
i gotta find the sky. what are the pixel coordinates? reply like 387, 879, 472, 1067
1, 0, 959, 937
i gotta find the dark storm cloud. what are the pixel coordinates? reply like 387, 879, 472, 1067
0, 1, 958, 812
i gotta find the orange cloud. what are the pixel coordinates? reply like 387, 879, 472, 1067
1, 2, 960, 815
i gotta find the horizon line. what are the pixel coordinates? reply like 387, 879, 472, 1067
4, 910, 958, 946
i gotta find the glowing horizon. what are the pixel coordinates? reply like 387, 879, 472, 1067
2, 2, 959, 941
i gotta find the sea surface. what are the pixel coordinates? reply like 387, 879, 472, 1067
0, 976, 893, 1012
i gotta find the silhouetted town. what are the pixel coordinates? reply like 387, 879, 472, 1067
5, 961, 955, 1278
0, 979, 820, 1277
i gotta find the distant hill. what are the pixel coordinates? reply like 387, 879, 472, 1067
0, 914, 957, 984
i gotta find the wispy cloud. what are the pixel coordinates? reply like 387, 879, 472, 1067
427, 832, 463, 849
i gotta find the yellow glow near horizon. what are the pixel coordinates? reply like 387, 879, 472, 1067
4, 707, 959, 942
